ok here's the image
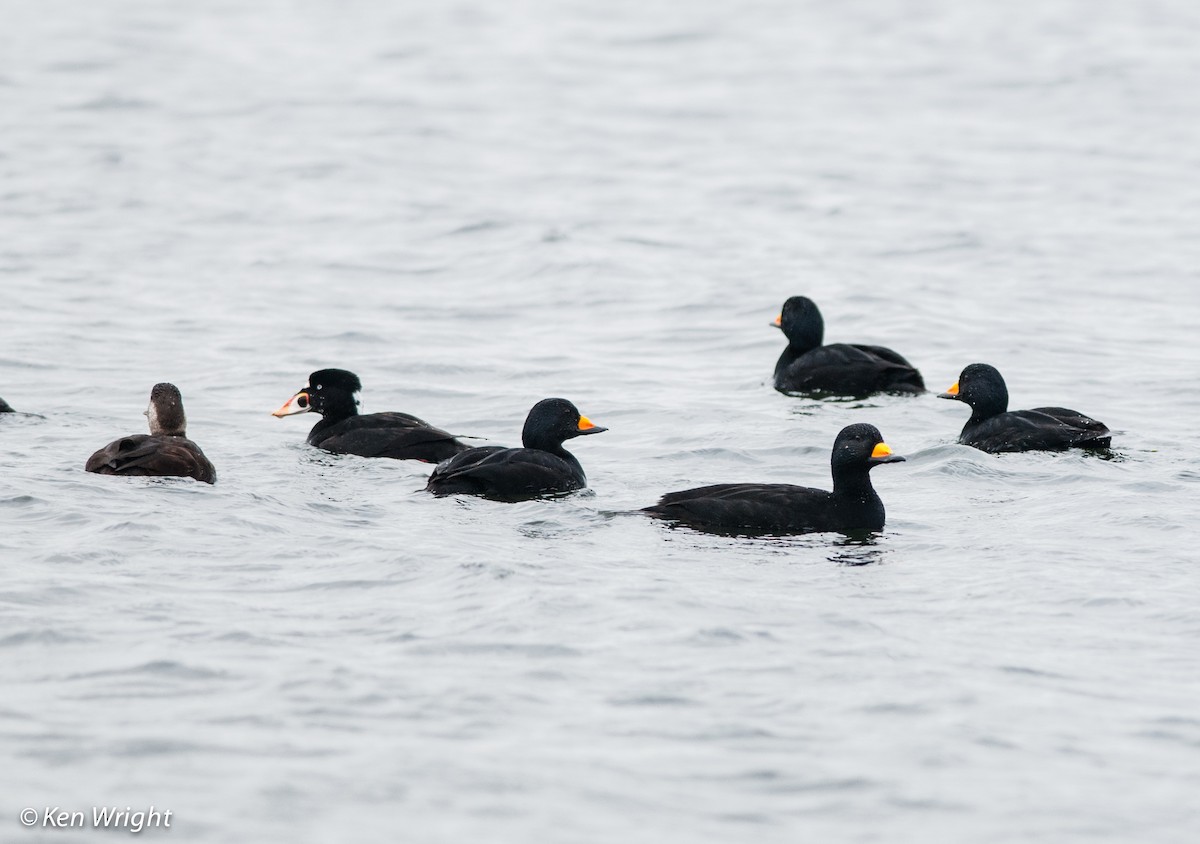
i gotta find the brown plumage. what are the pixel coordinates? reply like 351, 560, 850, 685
86, 383, 216, 483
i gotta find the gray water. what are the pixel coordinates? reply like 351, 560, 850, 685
3, 1, 1200, 841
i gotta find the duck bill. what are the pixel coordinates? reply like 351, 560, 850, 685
272, 390, 311, 417
770, 314, 782, 329
870, 442, 905, 465
937, 382, 960, 401
576, 416, 608, 436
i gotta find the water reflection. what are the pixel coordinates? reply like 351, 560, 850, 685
827, 533, 888, 566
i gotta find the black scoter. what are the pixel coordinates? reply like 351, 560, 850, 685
939, 363, 1111, 453
273, 368, 469, 462
86, 383, 216, 483
772, 296, 924, 396
425, 398, 606, 501
643, 423, 904, 535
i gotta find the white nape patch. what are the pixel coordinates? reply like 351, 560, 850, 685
146, 400, 159, 432
353, 390, 362, 412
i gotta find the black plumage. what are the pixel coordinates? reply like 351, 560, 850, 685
426, 398, 607, 501
642, 423, 904, 535
273, 368, 469, 462
939, 363, 1111, 453
86, 383, 216, 483
772, 296, 924, 396
0, 396, 13, 413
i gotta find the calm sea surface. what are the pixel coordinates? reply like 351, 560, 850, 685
3, 1, 1199, 841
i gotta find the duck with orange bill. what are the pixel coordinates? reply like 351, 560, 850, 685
426, 398, 607, 501
642, 423, 904, 535
771, 296, 925, 397
939, 363, 1111, 453
272, 368, 469, 462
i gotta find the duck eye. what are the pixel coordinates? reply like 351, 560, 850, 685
316, 384, 323, 390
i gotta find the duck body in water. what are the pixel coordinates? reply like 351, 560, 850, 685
939, 363, 1111, 453
772, 296, 924, 397
273, 368, 469, 463
643, 423, 904, 535
426, 398, 607, 501
86, 383, 216, 483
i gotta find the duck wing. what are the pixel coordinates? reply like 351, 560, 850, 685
778, 344, 924, 395
426, 447, 584, 500
851, 343, 920, 369
86, 435, 216, 483
963, 408, 1111, 452
645, 483, 836, 533
313, 412, 469, 462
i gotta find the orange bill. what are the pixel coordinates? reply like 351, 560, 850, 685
272, 390, 310, 417
871, 442, 894, 459
575, 415, 607, 435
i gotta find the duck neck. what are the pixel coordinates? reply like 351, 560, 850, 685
774, 345, 804, 377
967, 408, 991, 428
786, 318, 823, 355
831, 465, 879, 503
524, 432, 576, 462
310, 395, 358, 436
775, 320, 823, 374
323, 395, 359, 422
966, 392, 1008, 426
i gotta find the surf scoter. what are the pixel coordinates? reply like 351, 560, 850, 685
772, 296, 925, 396
939, 363, 1111, 453
85, 383, 216, 483
272, 368, 469, 462
425, 398, 607, 501
643, 423, 904, 535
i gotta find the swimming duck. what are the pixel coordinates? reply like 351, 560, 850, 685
643, 423, 904, 535
273, 368, 469, 462
939, 363, 1111, 453
426, 398, 606, 501
85, 383, 216, 483
772, 296, 925, 396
